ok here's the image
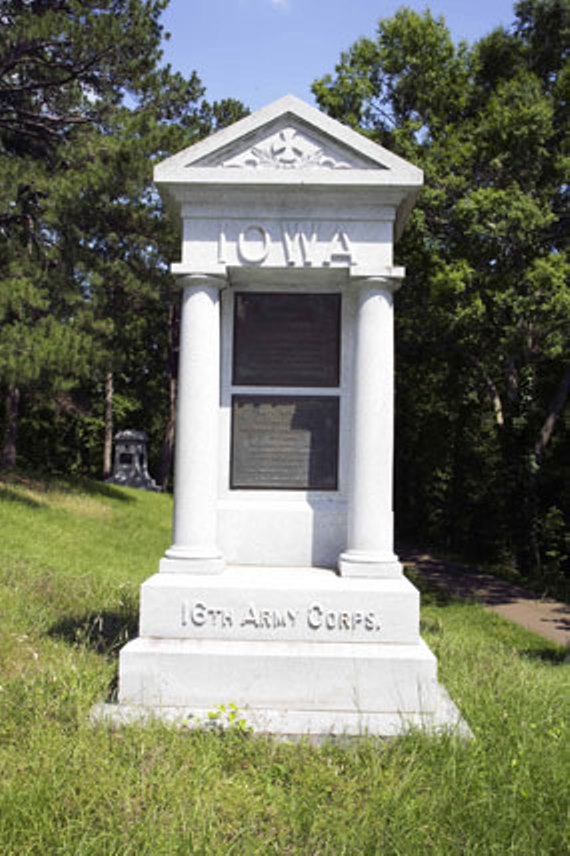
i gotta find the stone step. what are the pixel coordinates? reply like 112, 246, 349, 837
118, 636, 437, 713
140, 566, 420, 644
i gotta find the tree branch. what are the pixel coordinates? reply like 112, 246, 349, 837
0, 47, 115, 95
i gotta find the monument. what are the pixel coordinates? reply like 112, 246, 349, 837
96, 96, 468, 736
106, 430, 160, 491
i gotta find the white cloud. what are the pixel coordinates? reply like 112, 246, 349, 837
270, 0, 290, 9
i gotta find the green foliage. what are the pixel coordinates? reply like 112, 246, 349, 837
0, 0, 249, 478
206, 703, 253, 735
0, 475, 568, 855
0, 0, 171, 154
314, 2, 570, 588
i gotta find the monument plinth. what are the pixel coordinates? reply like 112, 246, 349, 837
98, 96, 468, 736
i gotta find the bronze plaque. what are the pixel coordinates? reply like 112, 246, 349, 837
231, 395, 339, 490
233, 293, 340, 387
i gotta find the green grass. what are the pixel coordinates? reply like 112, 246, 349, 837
0, 472, 568, 855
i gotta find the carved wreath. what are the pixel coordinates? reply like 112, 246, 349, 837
226, 129, 351, 170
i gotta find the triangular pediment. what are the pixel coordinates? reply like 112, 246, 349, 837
192, 117, 379, 171
154, 95, 423, 184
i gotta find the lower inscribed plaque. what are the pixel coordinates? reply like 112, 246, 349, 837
231, 395, 339, 490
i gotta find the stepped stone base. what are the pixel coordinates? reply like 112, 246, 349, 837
93, 683, 470, 739
93, 566, 471, 738
117, 636, 437, 711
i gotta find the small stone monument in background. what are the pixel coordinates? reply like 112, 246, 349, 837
106, 430, 160, 491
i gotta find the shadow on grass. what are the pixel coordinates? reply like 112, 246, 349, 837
48, 609, 138, 660
403, 548, 570, 605
66, 478, 137, 503
0, 485, 45, 508
404, 565, 462, 606
0, 470, 137, 504
519, 647, 569, 666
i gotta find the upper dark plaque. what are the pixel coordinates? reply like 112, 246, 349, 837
233, 292, 340, 387
231, 395, 339, 490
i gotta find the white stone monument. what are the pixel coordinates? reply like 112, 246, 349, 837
98, 96, 468, 736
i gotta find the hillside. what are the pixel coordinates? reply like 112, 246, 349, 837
0, 473, 568, 855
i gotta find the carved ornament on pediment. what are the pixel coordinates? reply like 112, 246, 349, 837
222, 128, 353, 170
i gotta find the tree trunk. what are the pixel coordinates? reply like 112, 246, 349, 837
103, 370, 114, 479
159, 300, 179, 490
535, 364, 570, 461
1, 385, 20, 469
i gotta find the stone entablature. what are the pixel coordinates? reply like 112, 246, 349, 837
154, 95, 423, 243
156, 97, 421, 280
173, 214, 402, 277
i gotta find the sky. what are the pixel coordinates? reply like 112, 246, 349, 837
160, 0, 520, 111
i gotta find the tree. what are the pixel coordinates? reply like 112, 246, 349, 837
0, 0, 248, 477
54, 89, 248, 483
0, 0, 177, 468
314, 2, 570, 587
0, 0, 169, 153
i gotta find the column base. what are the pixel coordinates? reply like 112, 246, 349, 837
160, 547, 225, 574
338, 550, 403, 579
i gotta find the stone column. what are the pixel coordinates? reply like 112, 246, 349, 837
339, 276, 403, 578
160, 274, 225, 574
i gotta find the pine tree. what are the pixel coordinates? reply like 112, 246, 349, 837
0, 0, 248, 474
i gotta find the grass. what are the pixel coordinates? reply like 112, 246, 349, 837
0, 471, 568, 855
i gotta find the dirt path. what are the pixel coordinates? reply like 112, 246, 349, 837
402, 549, 570, 647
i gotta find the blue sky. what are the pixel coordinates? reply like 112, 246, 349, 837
160, 0, 520, 111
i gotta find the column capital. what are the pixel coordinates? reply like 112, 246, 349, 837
175, 272, 227, 290
350, 270, 405, 294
